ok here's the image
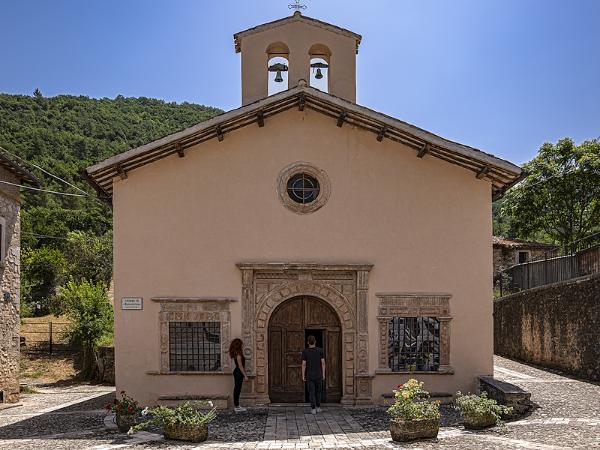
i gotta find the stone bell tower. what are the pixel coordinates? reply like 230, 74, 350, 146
234, 11, 362, 105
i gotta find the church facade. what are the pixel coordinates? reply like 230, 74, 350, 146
86, 13, 523, 407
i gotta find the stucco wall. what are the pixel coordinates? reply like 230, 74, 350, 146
112, 107, 494, 405
494, 274, 600, 381
0, 168, 21, 403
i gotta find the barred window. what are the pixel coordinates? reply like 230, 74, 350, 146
388, 317, 440, 372
169, 322, 221, 372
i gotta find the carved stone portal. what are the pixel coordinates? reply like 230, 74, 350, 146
236, 263, 372, 405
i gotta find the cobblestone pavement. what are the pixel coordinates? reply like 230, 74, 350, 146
1, 357, 600, 449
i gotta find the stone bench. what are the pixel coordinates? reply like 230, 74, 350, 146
158, 394, 229, 409
478, 376, 532, 419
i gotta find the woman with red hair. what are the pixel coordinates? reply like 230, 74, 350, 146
229, 338, 248, 412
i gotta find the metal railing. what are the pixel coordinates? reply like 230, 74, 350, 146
495, 232, 600, 297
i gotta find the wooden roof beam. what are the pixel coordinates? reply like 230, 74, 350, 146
337, 111, 347, 127
175, 143, 185, 158
116, 165, 128, 180
298, 94, 306, 111
216, 126, 224, 142
257, 111, 265, 127
376, 126, 388, 142
417, 143, 429, 158
476, 166, 490, 179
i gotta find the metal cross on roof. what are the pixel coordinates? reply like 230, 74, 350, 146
289, 0, 307, 11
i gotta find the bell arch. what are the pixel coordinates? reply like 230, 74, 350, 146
237, 262, 373, 406
267, 42, 290, 95
309, 43, 331, 92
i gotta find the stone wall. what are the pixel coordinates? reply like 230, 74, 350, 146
493, 246, 549, 277
0, 168, 21, 403
95, 346, 115, 385
494, 274, 600, 381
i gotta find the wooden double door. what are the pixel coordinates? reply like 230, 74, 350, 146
268, 296, 342, 403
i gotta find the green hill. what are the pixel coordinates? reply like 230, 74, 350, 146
0, 91, 222, 314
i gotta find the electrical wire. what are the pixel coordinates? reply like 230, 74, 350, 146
0, 180, 87, 197
0, 145, 91, 196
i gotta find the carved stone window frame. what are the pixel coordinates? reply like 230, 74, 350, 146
151, 297, 236, 374
277, 162, 331, 214
376, 292, 453, 374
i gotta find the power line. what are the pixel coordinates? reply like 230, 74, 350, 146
0, 145, 91, 196
0, 180, 87, 197
22, 232, 70, 241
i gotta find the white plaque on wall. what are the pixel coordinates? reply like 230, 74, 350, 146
121, 297, 143, 310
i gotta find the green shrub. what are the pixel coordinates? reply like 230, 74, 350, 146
387, 379, 440, 421
455, 392, 512, 421
129, 401, 217, 435
58, 279, 113, 377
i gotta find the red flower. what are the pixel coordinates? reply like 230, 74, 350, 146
128, 405, 134, 413
397, 384, 404, 389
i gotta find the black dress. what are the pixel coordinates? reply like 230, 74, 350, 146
233, 353, 245, 407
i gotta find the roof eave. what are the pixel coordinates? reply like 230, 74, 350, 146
86, 85, 522, 200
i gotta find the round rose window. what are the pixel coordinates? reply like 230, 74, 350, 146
286, 173, 320, 204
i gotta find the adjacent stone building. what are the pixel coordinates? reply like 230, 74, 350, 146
0, 152, 39, 404
86, 12, 523, 406
493, 236, 555, 277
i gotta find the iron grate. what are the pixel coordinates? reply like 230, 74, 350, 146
169, 321, 221, 372
388, 317, 440, 372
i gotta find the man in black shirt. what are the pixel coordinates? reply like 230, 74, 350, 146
301, 335, 326, 414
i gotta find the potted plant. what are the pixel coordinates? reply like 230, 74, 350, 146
106, 391, 141, 432
129, 401, 217, 442
387, 379, 440, 442
455, 392, 513, 429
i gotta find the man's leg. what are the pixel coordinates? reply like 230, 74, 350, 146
315, 379, 323, 408
308, 380, 316, 409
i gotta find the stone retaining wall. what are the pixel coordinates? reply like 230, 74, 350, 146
95, 346, 115, 385
494, 274, 600, 381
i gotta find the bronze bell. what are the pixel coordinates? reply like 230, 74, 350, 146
315, 68, 323, 80
274, 70, 284, 83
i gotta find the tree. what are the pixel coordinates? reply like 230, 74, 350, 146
0, 92, 222, 317
500, 138, 600, 247
21, 246, 66, 315
58, 279, 113, 378
64, 230, 112, 286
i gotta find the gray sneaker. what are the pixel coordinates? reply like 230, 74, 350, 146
316, 407, 322, 413
311, 408, 317, 415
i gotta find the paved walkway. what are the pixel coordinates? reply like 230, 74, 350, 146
1, 357, 600, 449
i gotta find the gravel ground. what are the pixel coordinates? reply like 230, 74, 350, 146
2, 357, 600, 449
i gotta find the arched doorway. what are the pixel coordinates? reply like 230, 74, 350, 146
268, 296, 342, 403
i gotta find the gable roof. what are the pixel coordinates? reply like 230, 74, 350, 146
0, 149, 41, 188
234, 12, 362, 53
85, 83, 523, 201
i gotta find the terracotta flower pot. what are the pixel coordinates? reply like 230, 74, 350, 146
463, 413, 497, 430
163, 423, 209, 442
389, 418, 439, 442
116, 413, 137, 433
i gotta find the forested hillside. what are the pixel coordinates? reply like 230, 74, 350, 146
0, 91, 222, 314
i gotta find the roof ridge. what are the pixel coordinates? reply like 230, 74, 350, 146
234, 12, 362, 53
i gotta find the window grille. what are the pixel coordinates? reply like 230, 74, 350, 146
169, 322, 221, 372
388, 317, 440, 372
287, 173, 320, 204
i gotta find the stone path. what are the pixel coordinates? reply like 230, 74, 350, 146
2, 357, 600, 449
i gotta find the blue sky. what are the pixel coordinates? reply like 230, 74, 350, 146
1, 0, 599, 164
